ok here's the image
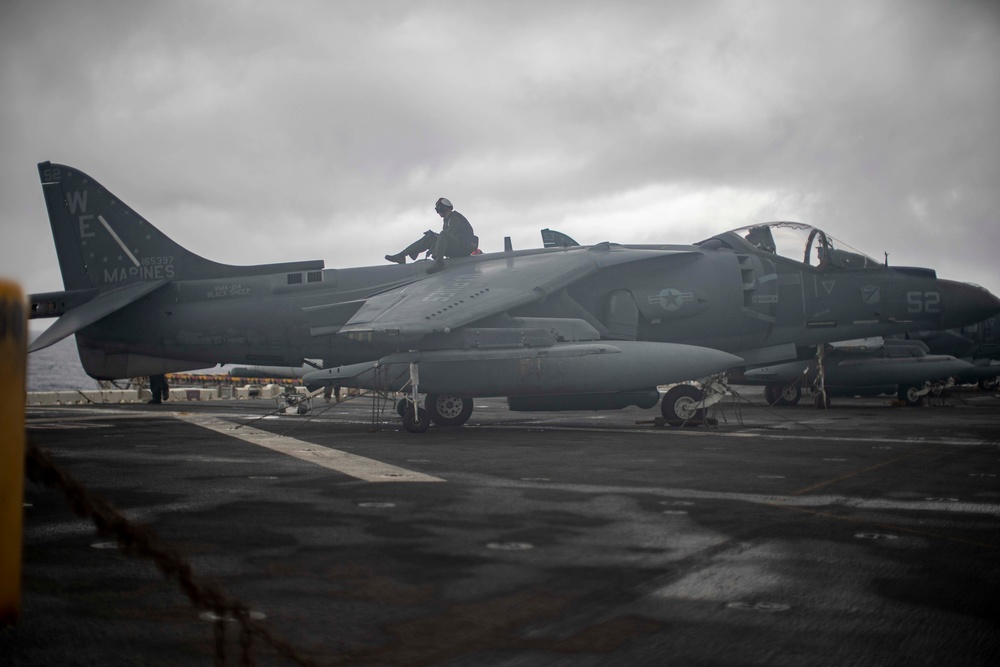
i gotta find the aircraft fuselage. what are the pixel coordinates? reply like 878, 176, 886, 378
69, 242, 995, 379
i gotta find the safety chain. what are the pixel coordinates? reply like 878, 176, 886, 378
707, 381, 816, 432
369, 364, 409, 431
233, 385, 328, 431
72, 389, 96, 404
24, 438, 322, 667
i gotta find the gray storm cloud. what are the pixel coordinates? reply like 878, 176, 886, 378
2, 0, 998, 295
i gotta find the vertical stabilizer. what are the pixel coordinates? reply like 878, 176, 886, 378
37, 162, 264, 291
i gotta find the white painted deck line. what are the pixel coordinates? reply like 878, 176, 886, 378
178, 414, 445, 483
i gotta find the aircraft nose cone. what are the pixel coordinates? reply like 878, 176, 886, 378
940, 280, 1000, 328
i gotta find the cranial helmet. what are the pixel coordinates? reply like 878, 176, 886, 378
435, 197, 453, 213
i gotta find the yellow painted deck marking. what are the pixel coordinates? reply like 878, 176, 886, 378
788, 446, 940, 496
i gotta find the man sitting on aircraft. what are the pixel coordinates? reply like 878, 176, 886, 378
385, 197, 477, 273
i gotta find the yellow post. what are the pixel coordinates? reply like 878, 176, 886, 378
0, 280, 27, 625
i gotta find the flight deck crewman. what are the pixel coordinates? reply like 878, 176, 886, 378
385, 198, 477, 274
147, 374, 169, 404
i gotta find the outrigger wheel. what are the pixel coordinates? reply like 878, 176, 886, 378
661, 385, 706, 426
399, 361, 432, 433
402, 404, 431, 433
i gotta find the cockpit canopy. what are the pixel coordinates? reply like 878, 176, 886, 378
701, 221, 882, 272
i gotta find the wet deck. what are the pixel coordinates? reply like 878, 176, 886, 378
5, 387, 1000, 666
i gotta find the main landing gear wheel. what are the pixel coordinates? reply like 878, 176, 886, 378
396, 398, 408, 417
898, 384, 923, 407
425, 393, 474, 426
979, 376, 998, 391
661, 385, 706, 426
764, 383, 802, 406
402, 405, 431, 433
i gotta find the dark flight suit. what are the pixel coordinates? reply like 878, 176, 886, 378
148, 374, 169, 404
396, 210, 476, 260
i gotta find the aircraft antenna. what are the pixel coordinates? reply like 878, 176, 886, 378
884, 251, 889, 266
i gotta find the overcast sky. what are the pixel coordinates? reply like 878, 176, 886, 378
3, 0, 999, 301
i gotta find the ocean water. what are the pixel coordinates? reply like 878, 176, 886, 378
27, 333, 97, 392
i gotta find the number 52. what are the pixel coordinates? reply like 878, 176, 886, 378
907, 291, 940, 313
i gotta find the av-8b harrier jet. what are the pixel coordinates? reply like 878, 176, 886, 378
27, 162, 1000, 431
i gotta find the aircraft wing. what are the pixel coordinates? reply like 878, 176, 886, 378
327, 245, 699, 344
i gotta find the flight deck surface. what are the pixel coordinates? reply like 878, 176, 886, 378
5, 388, 1000, 666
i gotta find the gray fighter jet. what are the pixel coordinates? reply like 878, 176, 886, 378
739, 315, 1000, 407
738, 338, 973, 407
907, 316, 1000, 390
27, 162, 1000, 431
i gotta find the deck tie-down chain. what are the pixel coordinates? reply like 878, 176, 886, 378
24, 438, 320, 667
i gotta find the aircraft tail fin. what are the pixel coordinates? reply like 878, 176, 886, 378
36, 162, 324, 292
541, 228, 580, 248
